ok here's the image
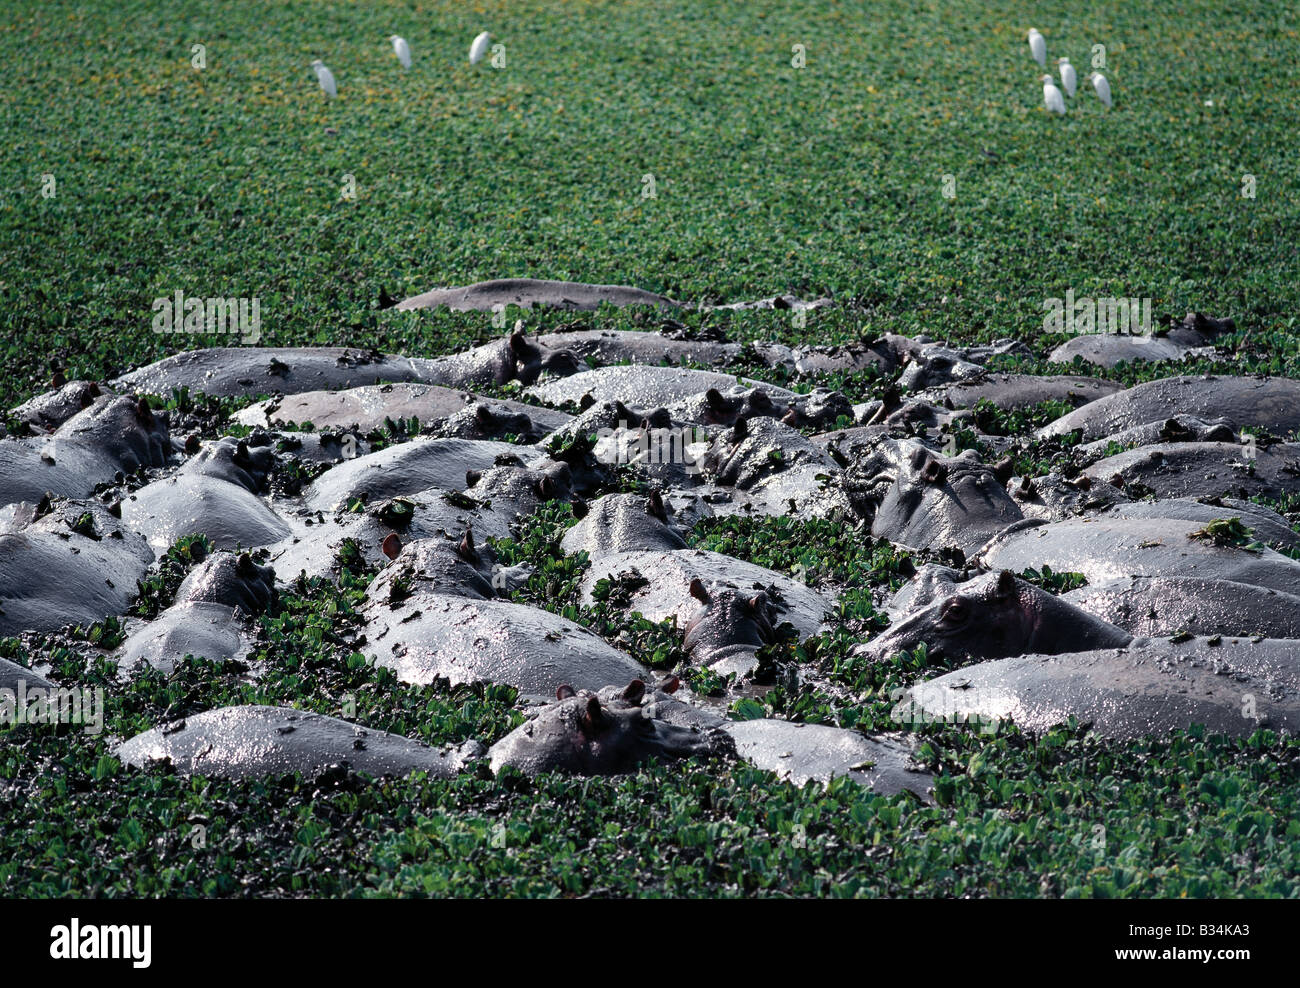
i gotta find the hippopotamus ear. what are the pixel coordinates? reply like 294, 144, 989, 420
646, 491, 668, 522
613, 401, 635, 425
474, 404, 495, 426
745, 594, 765, 613
465, 469, 482, 488
556, 684, 576, 700
534, 475, 558, 500
457, 530, 478, 562
235, 439, 251, 465
731, 417, 748, 443
381, 533, 402, 561
581, 696, 605, 733
134, 395, 154, 423
508, 331, 531, 358
579, 393, 596, 410
689, 578, 711, 605
995, 570, 1017, 598
236, 552, 257, 577
705, 388, 728, 413
571, 498, 589, 520
658, 675, 681, 694
749, 390, 773, 409
780, 408, 800, 426
621, 679, 646, 703
992, 457, 1015, 485
185, 434, 202, 455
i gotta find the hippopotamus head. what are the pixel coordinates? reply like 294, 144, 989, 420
175, 552, 278, 614
858, 569, 1131, 664
487, 679, 735, 776
897, 349, 986, 391
465, 459, 573, 505
700, 387, 784, 426
370, 530, 497, 601
440, 403, 538, 442
860, 443, 1023, 557
780, 388, 854, 430
57, 394, 171, 473
683, 578, 777, 669
509, 332, 584, 385
702, 415, 813, 489
182, 436, 276, 493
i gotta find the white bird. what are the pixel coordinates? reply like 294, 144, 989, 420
1040, 74, 1065, 114
310, 59, 336, 98
389, 35, 411, 69
1028, 29, 1046, 67
1057, 57, 1077, 97
1088, 72, 1112, 108
469, 31, 492, 65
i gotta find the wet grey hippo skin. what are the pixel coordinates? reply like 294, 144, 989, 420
976, 516, 1300, 598
580, 548, 832, 640
682, 579, 779, 678
1063, 576, 1300, 639
912, 373, 1123, 412
723, 721, 932, 799
1074, 414, 1237, 466
849, 441, 1024, 557
9, 379, 109, 433
1098, 497, 1300, 551
0, 395, 172, 508
116, 554, 278, 674
1084, 441, 1300, 500
666, 385, 853, 431
0, 499, 154, 636
1037, 375, 1300, 441
116, 706, 474, 780
1, 657, 54, 692
527, 365, 797, 410
121, 437, 290, 552
488, 679, 734, 777
904, 635, 1300, 740
233, 383, 574, 436
1048, 312, 1235, 368
858, 571, 1131, 665
560, 492, 688, 561
1008, 473, 1130, 522
395, 278, 678, 312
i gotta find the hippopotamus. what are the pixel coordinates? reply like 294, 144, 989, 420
120, 438, 291, 552
0, 499, 154, 635
722, 720, 932, 798
488, 680, 734, 776
1047, 312, 1234, 368
682, 579, 779, 678
1008, 473, 1131, 521
848, 440, 1024, 557
1083, 441, 1300, 500
1038, 375, 1300, 442
666, 386, 853, 431
857, 570, 1131, 665
366, 532, 498, 602
116, 705, 476, 779
0, 395, 172, 508
395, 278, 677, 312
560, 492, 689, 561
233, 383, 573, 436
1099, 497, 1300, 551
526, 365, 797, 410
1064, 576, 1300, 639
912, 374, 1123, 413
116, 553, 277, 673
532, 328, 744, 368
897, 347, 988, 391
361, 585, 648, 696
976, 516, 1300, 598
790, 340, 896, 377
303, 438, 540, 512
695, 416, 853, 520
432, 402, 552, 443
902, 634, 1300, 739
1074, 414, 1238, 466
1, 656, 54, 692
580, 548, 831, 640
9, 379, 109, 433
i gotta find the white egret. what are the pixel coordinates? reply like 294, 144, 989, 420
1088, 72, 1112, 108
1028, 29, 1046, 67
469, 31, 492, 65
1040, 74, 1065, 114
310, 59, 336, 98
390, 35, 411, 69
1057, 57, 1077, 97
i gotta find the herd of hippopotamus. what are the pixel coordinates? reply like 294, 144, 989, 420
3, 278, 1298, 800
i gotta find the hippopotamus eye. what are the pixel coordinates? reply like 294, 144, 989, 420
939, 597, 969, 624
